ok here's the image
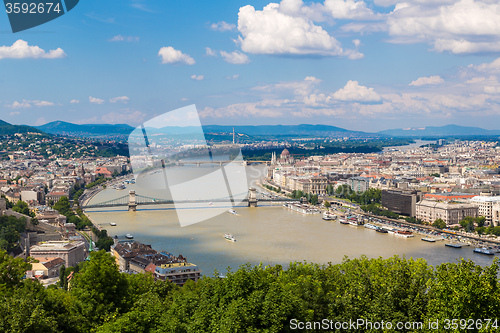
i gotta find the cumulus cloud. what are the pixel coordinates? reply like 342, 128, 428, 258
220, 50, 250, 64
0, 40, 66, 59
190, 75, 205, 81
89, 96, 104, 104
205, 47, 217, 56
210, 21, 236, 31
6, 100, 54, 108
110, 96, 130, 103
70, 99, 80, 104
385, 0, 500, 54
109, 35, 140, 42
332, 80, 381, 102
323, 0, 379, 20
6, 101, 31, 109
410, 75, 444, 86
237, 3, 343, 56
101, 109, 146, 125
158, 46, 195, 65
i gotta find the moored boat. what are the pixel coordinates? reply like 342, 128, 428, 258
364, 223, 378, 230
445, 243, 462, 248
422, 237, 436, 242
474, 247, 494, 255
126, 234, 133, 239
376, 227, 388, 233
109, 222, 117, 226
395, 230, 414, 238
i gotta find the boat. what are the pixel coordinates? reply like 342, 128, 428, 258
322, 212, 335, 220
339, 219, 349, 225
445, 243, 462, 249
228, 209, 237, 215
376, 227, 388, 233
474, 247, 495, 255
395, 230, 414, 238
115, 183, 126, 190
126, 234, 133, 239
283, 203, 320, 214
208, 202, 214, 206
422, 237, 436, 242
109, 222, 117, 226
364, 223, 378, 230
224, 233, 236, 242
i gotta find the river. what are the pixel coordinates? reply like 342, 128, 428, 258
85, 165, 496, 275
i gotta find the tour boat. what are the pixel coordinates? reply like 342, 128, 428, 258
364, 223, 378, 230
473, 247, 494, 255
445, 243, 462, 248
421, 237, 436, 242
322, 212, 335, 220
126, 234, 134, 239
109, 222, 117, 226
115, 183, 126, 190
339, 219, 349, 225
224, 233, 236, 242
376, 227, 388, 233
395, 230, 414, 238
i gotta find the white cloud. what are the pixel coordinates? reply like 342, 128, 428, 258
32, 100, 54, 107
109, 35, 139, 42
344, 39, 364, 59
410, 75, 444, 86
110, 96, 130, 103
205, 47, 217, 56
323, 0, 379, 20
0, 40, 66, 59
5, 99, 54, 108
227, 74, 240, 80
101, 109, 146, 125
158, 46, 195, 65
332, 80, 381, 102
210, 21, 236, 31
190, 75, 205, 81
70, 99, 80, 104
220, 50, 250, 64
7, 101, 31, 109
237, 3, 343, 56
386, 0, 500, 54
89, 96, 104, 104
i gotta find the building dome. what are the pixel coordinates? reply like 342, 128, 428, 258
281, 148, 290, 158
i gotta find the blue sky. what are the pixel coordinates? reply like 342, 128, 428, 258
1, 0, 500, 132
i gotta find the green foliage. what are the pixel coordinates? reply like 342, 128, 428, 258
264, 184, 281, 193
324, 200, 331, 208
12, 200, 34, 217
53, 196, 71, 216
0, 215, 27, 252
433, 218, 447, 229
405, 216, 424, 224
0, 250, 31, 292
361, 203, 400, 219
70, 250, 129, 326
429, 173, 440, 177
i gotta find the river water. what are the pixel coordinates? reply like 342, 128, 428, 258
85, 165, 496, 275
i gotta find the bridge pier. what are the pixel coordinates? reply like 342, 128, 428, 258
248, 187, 258, 207
128, 190, 137, 211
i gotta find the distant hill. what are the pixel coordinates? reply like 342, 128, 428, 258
0, 120, 44, 135
35, 122, 376, 139
36, 121, 135, 138
378, 124, 500, 137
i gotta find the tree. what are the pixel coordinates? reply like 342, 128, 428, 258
58, 265, 68, 290
53, 196, 71, 216
433, 218, 446, 229
0, 249, 32, 291
70, 250, 129, 325
324, 200, 331, 208
12, 200, 31, 216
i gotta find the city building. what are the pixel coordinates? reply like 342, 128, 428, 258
416, 200, 478, 226
381, 189, 422, 217
29, 241, 86, 267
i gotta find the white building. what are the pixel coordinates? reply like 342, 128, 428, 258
469, 194, 500, 226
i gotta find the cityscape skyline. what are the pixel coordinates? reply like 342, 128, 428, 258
2, 0, 500, 132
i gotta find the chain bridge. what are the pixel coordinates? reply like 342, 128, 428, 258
81, 189, 298, 210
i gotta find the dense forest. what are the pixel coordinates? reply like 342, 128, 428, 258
1, 250, 499, 332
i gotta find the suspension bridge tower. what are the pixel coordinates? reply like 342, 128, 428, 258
248, 187, 258, 207
128, 190, 137, 211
